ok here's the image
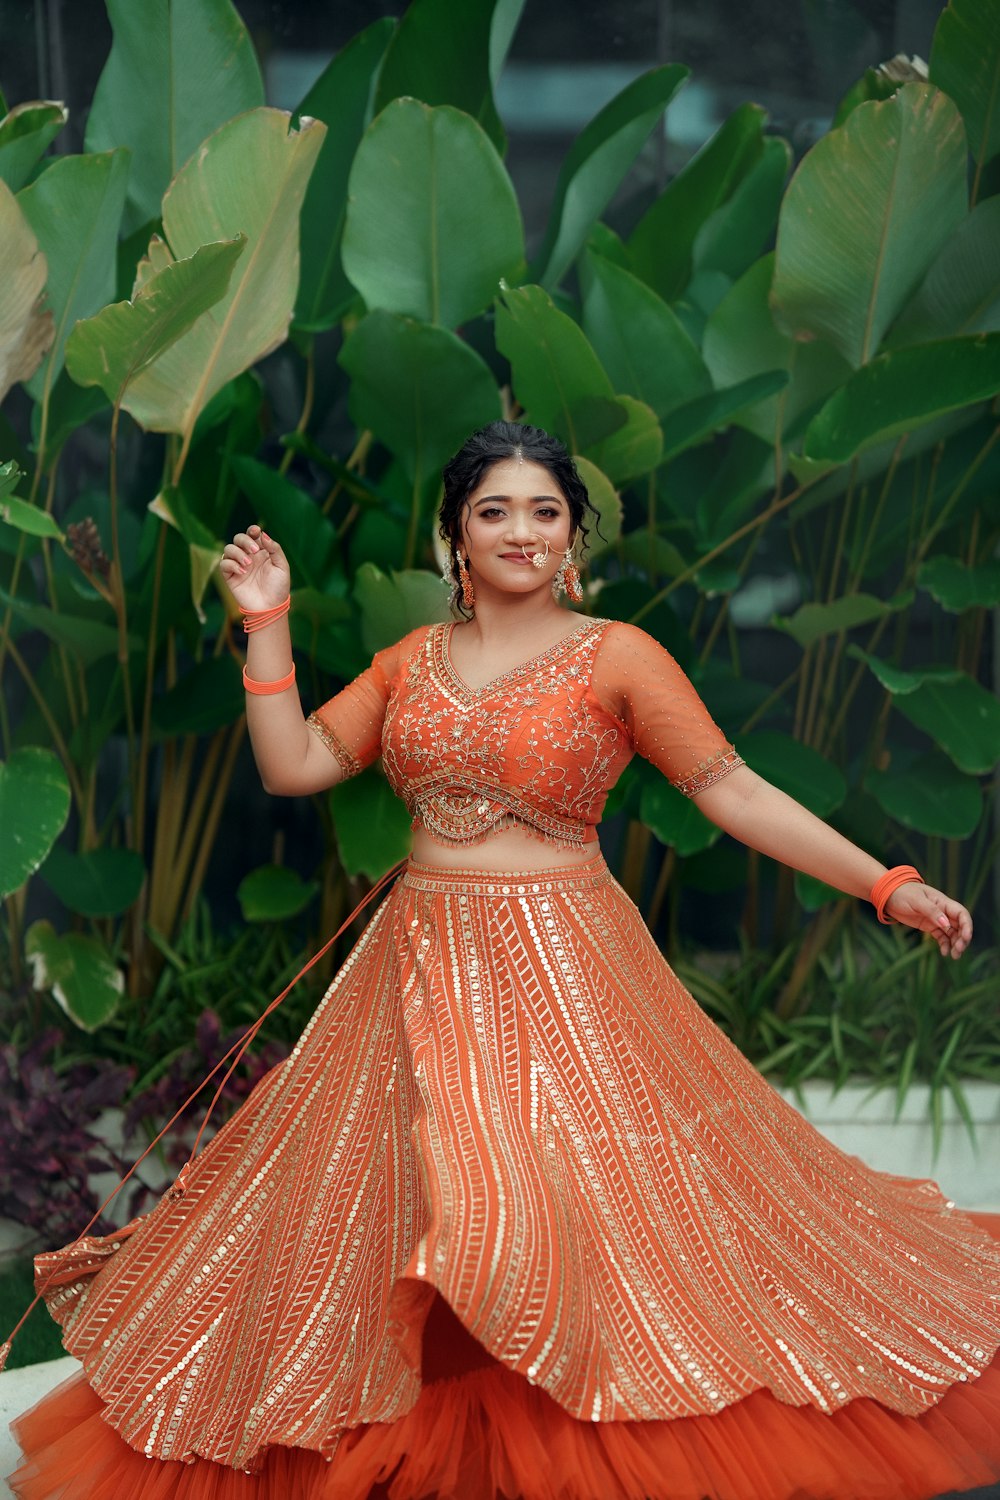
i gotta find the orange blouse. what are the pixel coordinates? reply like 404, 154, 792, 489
306, 618, 745, 848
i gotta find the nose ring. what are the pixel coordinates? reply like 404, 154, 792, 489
521, 539, 550, 569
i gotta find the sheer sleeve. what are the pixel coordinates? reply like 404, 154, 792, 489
591, 621, 745, 797
305, 626, 429, 780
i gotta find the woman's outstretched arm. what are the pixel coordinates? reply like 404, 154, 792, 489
693, 764, 972, 959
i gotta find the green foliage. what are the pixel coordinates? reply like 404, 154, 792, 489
0, 749, 70, 898
1, 0, 998, 1102
85, 0, 264, 233
342, 100, 525, 328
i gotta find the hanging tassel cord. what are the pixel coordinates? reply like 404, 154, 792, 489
0, 856, 409, 1373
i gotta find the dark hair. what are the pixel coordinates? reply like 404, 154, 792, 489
438, 420, 602, 617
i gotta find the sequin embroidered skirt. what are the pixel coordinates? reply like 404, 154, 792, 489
8, 853, 1000, 1500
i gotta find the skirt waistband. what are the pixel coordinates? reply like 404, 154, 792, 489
401, 851, 610, 896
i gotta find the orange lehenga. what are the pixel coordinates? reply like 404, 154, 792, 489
7, 618, 1000, 1500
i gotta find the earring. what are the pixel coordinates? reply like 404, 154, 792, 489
456, 551, 475, 610
553, 546, 584, 603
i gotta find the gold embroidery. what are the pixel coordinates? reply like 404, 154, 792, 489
306, 710, 363, 778
674, 746, 746, 797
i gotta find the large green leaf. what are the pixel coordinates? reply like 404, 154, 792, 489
40, 845, 145, 917
737, 731, 847, 817
151, 656, 244, 735
342, 100, 524, 329
659, 371, 789, 462
340, 311, 502, 489
0, 586, 126, 664
1, 490, 64, 540
329, 765, 413, 880
692, 135, 791, 282
854, 648, 1000, 772
640, 775, 722, 857
573, 456, 622, 554
0, 101, 67, 191
85, 0, 264, 234
0, 179, 52, 403
65, 237, 245, 404
292, 18, 395, 333
25, 920, 123, 1031
374, 0, 509, 153
237, 864, 319, 922
887, 198, 1000, 346
917, 555, 1000, 611
930, 0, 1000, 167
0, 748, 71, 899
771, 84, 968, 368
866, 751, 982, 839
17, 149, 130, 407
772, 591, 912, 649
230, 456, 341, 593
120, 109, 325, 441
533, 65, 688, 291
629, 103, 767, 302
495, 284, 613, 450
353, 562, 450, 656
891, 673, 1000, 774
582, 395, 663, 484
802, 333, 1000, 465
702, 256, 851, 444
581, 251, 711, 419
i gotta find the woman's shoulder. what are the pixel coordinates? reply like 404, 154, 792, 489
374, 620, 442, 675
591, 618, 671, 660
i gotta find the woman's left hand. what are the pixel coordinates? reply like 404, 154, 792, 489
884, 881, 973, 959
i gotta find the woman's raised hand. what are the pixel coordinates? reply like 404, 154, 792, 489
220, 524, 291, 612
885, 881, 973, 959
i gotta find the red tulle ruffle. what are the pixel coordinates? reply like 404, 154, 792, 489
9, 1214, 1000, 1500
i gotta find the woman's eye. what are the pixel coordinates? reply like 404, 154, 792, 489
478, 505, 560, 519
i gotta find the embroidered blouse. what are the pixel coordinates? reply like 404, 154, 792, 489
306, 618, 745, 849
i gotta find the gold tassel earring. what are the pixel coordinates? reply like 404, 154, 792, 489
456, 551, 475, 610
553, 546, 583, 603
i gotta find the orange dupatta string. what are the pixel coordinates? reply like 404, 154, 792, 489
0, 856, 409, 1372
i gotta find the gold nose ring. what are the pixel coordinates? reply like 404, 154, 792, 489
521, 539, 550, 569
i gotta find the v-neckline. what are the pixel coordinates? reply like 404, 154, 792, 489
438, 618, 602, 699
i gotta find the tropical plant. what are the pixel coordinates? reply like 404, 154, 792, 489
1, 0, 999, 1074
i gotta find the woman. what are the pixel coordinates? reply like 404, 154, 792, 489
8, 420, 1000, 1500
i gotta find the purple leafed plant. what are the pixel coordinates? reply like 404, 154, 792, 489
0, 1028, 136, 1245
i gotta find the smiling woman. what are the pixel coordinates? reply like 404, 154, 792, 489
7, 421, 1000, 1500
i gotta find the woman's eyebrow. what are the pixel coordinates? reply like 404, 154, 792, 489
473, 493, 564, 505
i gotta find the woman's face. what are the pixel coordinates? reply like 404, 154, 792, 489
459, 458, 573, 600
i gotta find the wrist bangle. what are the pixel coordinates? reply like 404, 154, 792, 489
870, 864, 923, 924
243, 663, 296, 696
242, 598, 290, 634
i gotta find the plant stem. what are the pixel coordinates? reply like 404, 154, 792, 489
278, 340, 316, 478
5, 637, 85, 806
630, 476, 820, 625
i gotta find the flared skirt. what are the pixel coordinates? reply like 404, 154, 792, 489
7, 852, 1000, 1499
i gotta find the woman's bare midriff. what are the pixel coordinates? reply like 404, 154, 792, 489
409, 822, 599, 871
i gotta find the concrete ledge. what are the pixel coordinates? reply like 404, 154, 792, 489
776, 1080, 1000, 1211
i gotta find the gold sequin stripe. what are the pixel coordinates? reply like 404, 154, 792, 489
401, 853, 610, 896
305, 710, 362, 778
673, 745, 746, 797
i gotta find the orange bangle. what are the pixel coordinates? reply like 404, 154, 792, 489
870, 864, 923, 924
242, 663, 296, 696
242, 598, 290, 633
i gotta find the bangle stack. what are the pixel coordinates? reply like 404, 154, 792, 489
242, 597, 290, 633
242, 599, 295, 695
870, 864, 923, 924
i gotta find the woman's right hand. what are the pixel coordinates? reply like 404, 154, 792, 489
220, 524, 291, 612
